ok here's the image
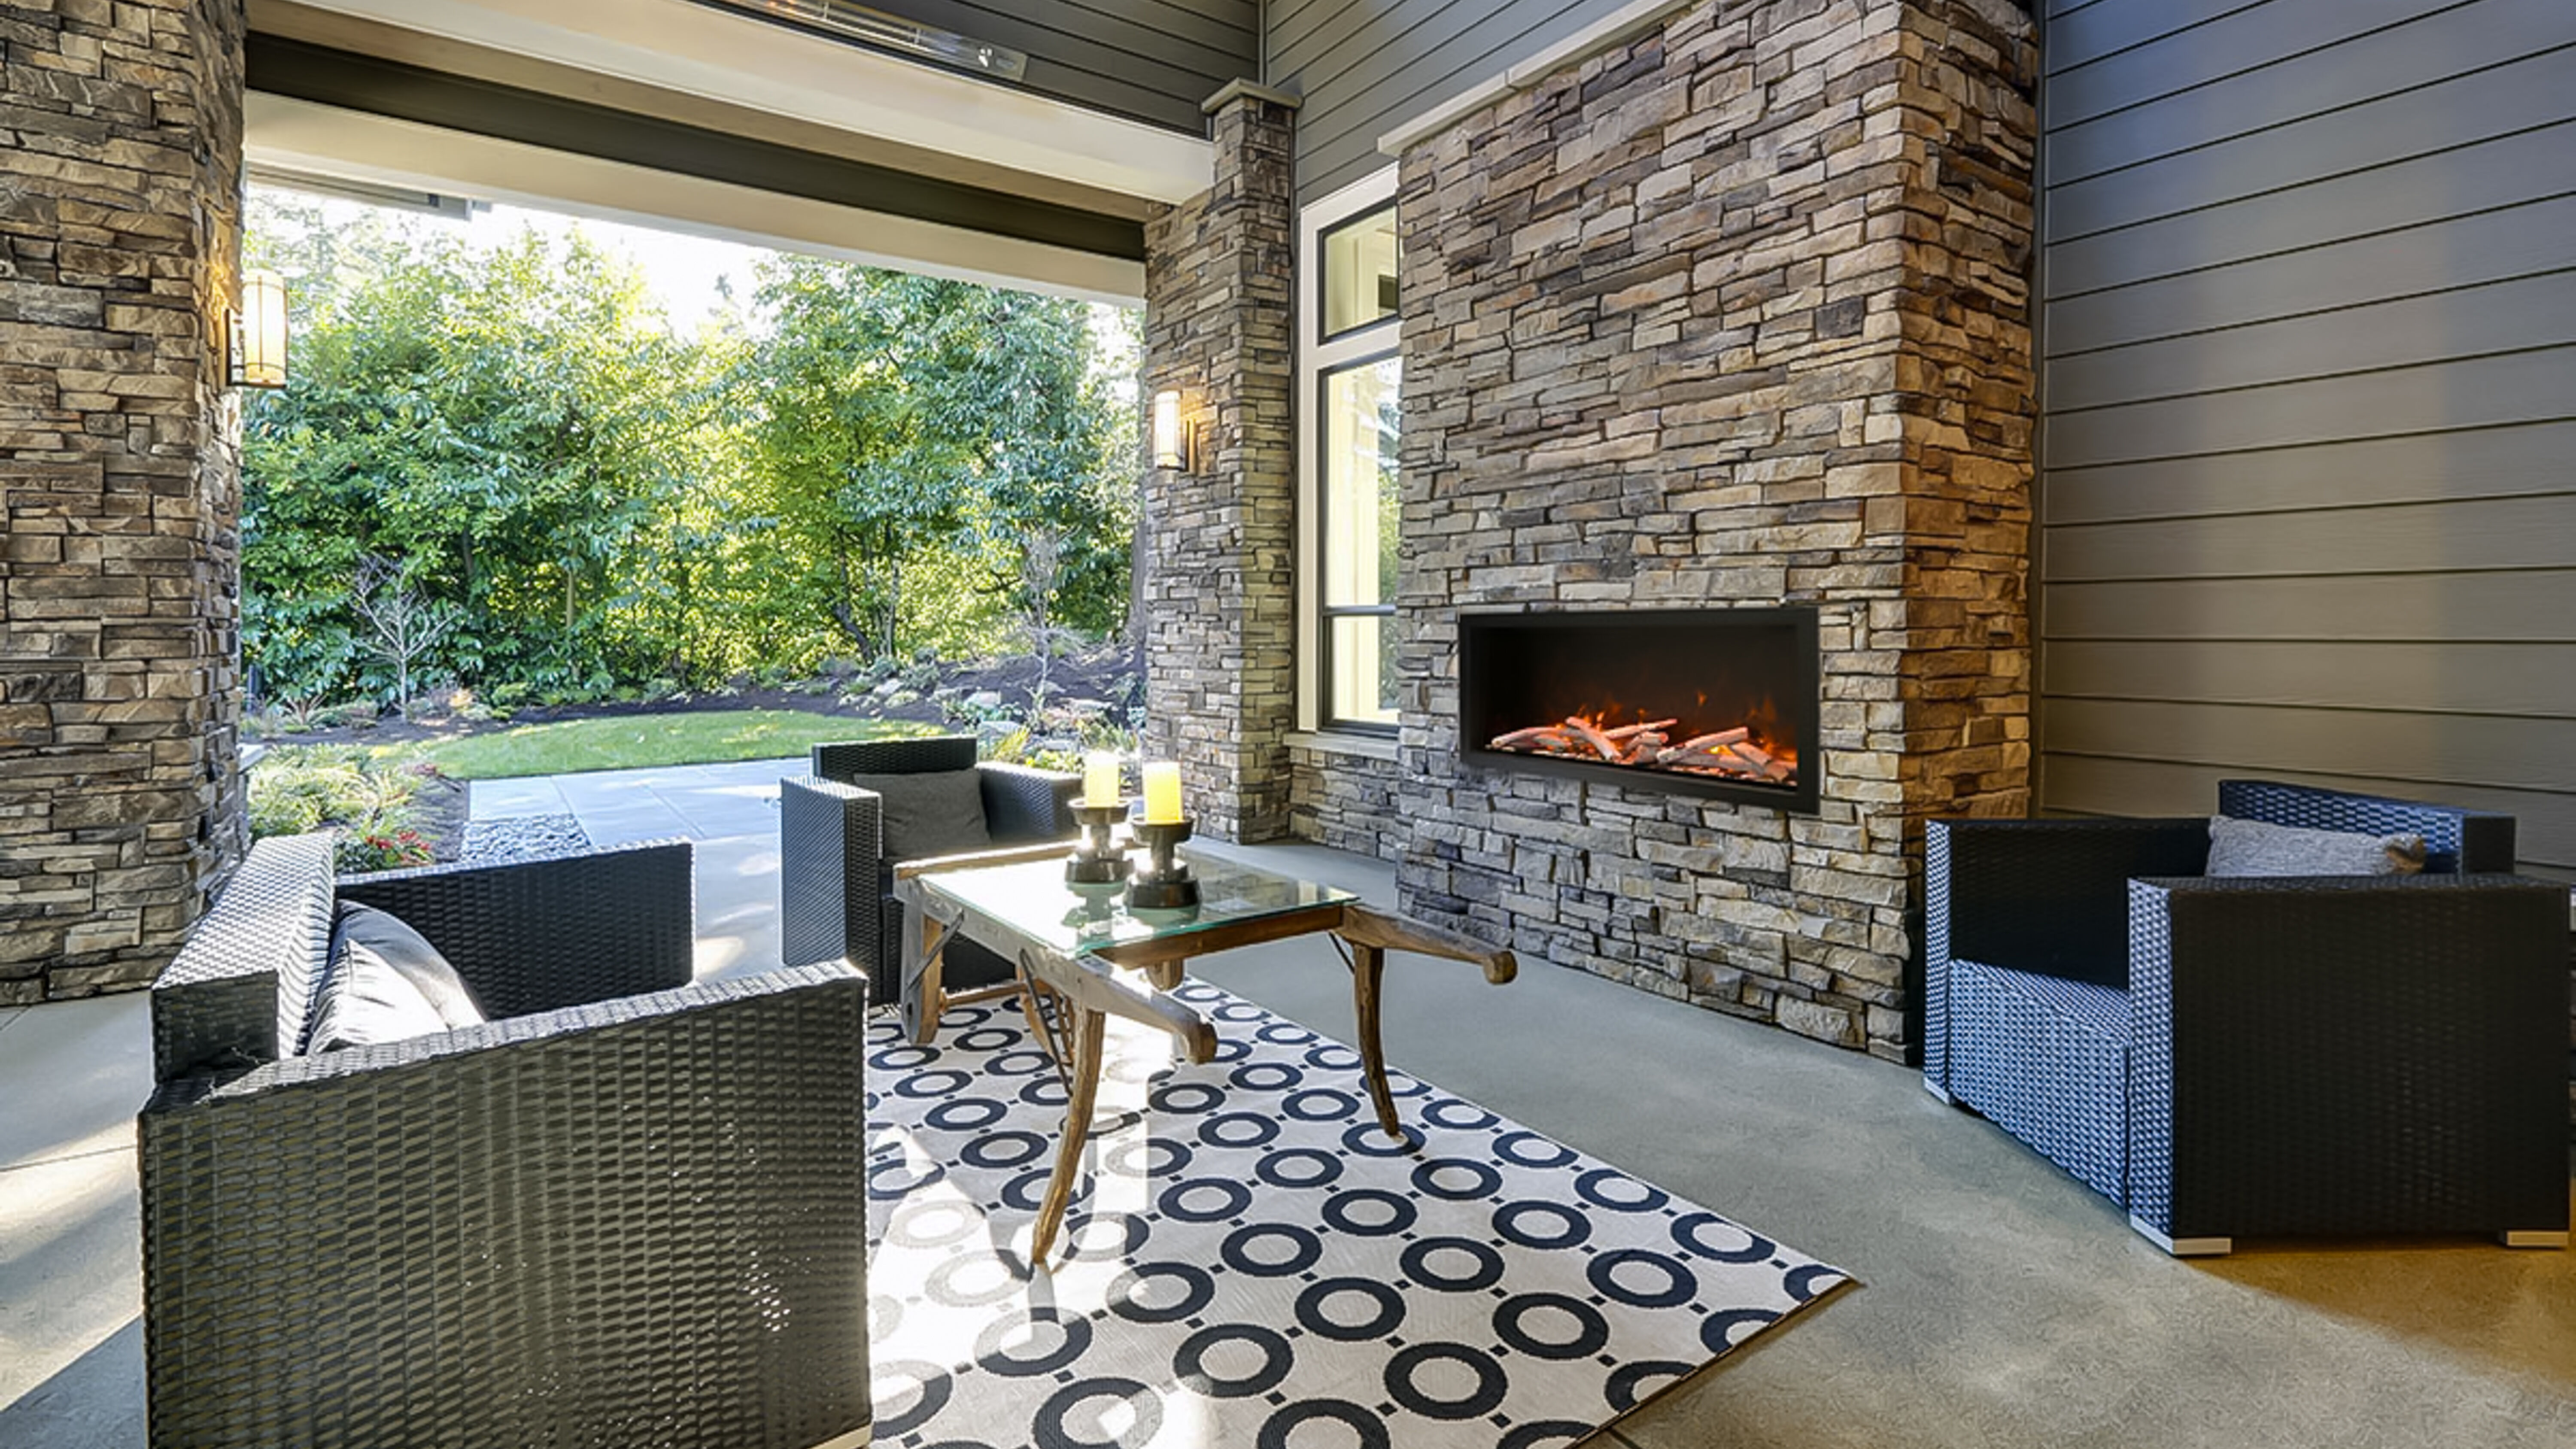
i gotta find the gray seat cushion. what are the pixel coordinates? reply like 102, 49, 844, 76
2206, 815, 2425, 878
850, 769, 992, 862
308, 902, 488, 1051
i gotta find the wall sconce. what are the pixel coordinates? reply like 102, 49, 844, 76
229, 268, 289, 389
1151, 387, 1197, 471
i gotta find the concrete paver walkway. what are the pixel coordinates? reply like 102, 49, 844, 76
469, 756, 804, 847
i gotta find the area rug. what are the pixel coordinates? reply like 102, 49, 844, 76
864, 983, 1853, 1448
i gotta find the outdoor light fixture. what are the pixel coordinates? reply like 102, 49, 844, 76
229, 268, 289, 389
1151, 388, 1194, 471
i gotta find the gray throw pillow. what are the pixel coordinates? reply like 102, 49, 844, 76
850, 769, 992, 863
2205, 815, 2426, 878
308, 902, 488, 1051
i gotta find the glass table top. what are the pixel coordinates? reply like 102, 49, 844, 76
912, 846, 1358, 960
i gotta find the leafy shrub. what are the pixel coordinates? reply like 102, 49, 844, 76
246, 744, 440, 872
340, 827, 434, 873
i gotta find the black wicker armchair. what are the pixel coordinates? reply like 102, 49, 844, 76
779, 734, 1079, 1032
1926, 781, 2568, 1255
140, 835, 872, 1449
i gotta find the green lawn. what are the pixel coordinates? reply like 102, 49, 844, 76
412, 710, 930, 781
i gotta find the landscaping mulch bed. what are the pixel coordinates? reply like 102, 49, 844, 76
267, 644, 1142, 752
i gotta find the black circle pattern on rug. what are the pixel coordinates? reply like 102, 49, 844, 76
862, 984, 1847, 1448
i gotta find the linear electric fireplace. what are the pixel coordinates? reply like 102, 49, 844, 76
1459, 608, 1821, 812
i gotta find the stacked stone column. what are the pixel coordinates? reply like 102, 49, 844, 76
1138, 86, 1299, 843
1, 0, 250, 1000
1390, 0, 2038, 1061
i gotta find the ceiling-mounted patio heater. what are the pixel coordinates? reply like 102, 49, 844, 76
698, 0, 1029, 82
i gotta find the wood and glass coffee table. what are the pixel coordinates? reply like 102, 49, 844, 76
895, 844, 1516, 1263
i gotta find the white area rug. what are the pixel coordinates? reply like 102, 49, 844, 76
865, 983, 1853, 1448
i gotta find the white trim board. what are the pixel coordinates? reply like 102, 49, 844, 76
1294, 165, 1403, 734
275, 0, 1214, 204
246, 93, 1147, 304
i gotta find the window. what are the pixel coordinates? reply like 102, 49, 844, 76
1300, 176, 1401, 732
1319, 205, 1399, 339
1320, 354, 1399, 725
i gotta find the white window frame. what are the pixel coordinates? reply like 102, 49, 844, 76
1296, 165, 1402, 735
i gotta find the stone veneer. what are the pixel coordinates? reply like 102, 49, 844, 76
1389, 0, 2038, 1061
1, 0, 250, 1001
1139, 88, 1299, 844
1288, 739, 1407, 863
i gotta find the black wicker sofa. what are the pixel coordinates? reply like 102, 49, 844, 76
139, 834, 872, 1449
1926, 780, 2570, 1256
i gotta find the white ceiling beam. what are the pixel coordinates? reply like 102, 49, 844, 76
279, 0, 1213, 204
246, 92, 1146, 304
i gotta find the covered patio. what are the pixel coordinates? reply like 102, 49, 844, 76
5, 0, 2574, 1445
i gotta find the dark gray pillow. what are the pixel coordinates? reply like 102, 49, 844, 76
309, 902, 488, 1051
2206, 816, 2426, 878
850, 769, 992, 863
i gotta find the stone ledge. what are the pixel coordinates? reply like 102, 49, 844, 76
1287, 730, 1401, 764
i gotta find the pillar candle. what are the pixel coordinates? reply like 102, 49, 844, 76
1140, 761, 1184, 824
1082, 752, 1121, 807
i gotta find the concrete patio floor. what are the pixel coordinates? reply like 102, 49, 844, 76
3, 761, 2571, 1447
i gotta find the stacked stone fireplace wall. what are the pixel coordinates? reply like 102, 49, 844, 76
1389, 0, 2038, 1060
1, 0, 251, 1001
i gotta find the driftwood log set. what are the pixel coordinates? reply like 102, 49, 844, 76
1488, 716, 1793, 782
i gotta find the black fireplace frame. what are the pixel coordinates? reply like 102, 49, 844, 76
1458, 607, 1822, 813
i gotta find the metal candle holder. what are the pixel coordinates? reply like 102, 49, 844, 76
1064, 801, 1133, 887
1124, 817, 1200, 911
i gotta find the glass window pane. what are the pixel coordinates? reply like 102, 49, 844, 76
1322, 356, 1400, 610
1328, 614, 1398, 726
1321, 206, 1399, 337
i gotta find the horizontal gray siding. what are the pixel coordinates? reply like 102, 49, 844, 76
869, 0, 1258, 132
2037, 0, 2576, 881
1267, 0, 1604, 206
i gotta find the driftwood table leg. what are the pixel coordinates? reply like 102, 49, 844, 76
906, 911, 949, 1046
1029, 1005, 1106, 1266
1345, 940, 1403, 1138
1333, 905, 1518, 1142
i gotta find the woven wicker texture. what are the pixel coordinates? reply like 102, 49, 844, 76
1949, 961, 2129, 1203
336, 840, 695, 1018
811, 733, 975, 780
140, 841, 872, 1449
2218, 778, 2515, 874
784, 736, 1078, 1009
780, 776, 881, 979
1930, 782, 2570, 1245
150, 833, 337, 1081
1922, 817, 2204, 1088
2127, 873, 2567, 1241
975, 757, 1082, 841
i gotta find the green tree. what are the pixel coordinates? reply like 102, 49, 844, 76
242, 199, 720, 700
240, 191, 1140, 704
738, 260, 1135, 664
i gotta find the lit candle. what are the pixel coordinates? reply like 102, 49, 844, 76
1140, 761, 1184, 825
1082, 752, 1122, 808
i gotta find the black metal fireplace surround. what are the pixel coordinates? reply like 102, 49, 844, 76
1459, 608, 1821, 812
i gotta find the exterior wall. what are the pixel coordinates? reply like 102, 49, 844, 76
1139, 90, 1299, 843
1391, 0, 2037, 1061
2034, 0, 2576, 886
0, 0, 252, 1001
838, 0, 1258, 134
1288, 742, 1406, 863
1267, 0, 1606, 206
